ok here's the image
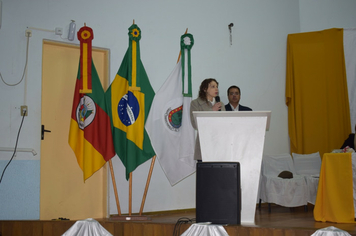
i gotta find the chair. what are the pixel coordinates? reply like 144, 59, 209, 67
292, 152, 321, 205
259, 153, 308, 212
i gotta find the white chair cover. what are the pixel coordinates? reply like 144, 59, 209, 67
305, 176, 319, 204
180, 223, 229, 236
260, 153, 308, 207
292, 152, 321, 205
292, 152, 321, 175
311, 226, 351, 236
62, 218, 112, 236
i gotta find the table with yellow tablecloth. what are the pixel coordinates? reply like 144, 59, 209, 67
314, 153, 355, 223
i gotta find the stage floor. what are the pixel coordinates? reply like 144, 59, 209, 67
101, 204, 356, 236
1, 204, 356, 236
255, 204, 356, 234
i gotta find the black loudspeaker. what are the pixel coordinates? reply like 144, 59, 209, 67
196, 162, 241, 225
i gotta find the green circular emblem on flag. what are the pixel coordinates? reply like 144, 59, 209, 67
164, 98, 184, 132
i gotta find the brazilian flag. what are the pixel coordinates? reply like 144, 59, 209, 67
105, 24, 155, 180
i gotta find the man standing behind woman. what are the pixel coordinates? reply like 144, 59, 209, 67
190, 78, 225, 161
225, 85, 252, 111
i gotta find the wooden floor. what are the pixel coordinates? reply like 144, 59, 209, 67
1, 204, 356, 236
254, 204, 356, 235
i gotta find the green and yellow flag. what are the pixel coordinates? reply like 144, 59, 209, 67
105, 24, 155, 180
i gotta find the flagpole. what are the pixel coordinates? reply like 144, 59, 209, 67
109, 159, 121, 216
139, 155, 156, 215
128, 20, 135, 217
129, 172, 132, 216
110, 23, 152, 222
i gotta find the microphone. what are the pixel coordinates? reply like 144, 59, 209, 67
215, 96, 221, 111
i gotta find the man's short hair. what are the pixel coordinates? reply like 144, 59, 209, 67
227, 85, 241, 95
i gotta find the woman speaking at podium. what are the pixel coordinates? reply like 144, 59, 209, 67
190, 78, 225, 161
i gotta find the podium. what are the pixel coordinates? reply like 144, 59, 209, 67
193, 111, 271, 224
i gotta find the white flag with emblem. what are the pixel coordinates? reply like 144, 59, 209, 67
146, 34, 196, 186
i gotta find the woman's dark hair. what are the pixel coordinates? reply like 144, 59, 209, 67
198, 78, 218, 100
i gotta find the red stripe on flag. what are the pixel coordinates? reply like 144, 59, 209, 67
84, 105, 115, 161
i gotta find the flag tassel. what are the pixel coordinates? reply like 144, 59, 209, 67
139, 155, 156, 215
109, 160, 121, 216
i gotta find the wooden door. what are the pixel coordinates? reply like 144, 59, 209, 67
41, 40, 110, 220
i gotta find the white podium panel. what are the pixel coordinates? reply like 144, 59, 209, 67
193, 111, 271, 224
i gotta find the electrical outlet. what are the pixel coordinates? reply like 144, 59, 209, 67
55, 27, 63, 35
21, 105, 28, 116
25, 29, 32, 37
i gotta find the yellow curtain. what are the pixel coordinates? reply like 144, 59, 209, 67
286, 28, 350, 156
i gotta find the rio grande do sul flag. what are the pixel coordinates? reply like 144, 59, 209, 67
105, 24, 155, 180
68, 25, 115, 181
146, 33, 196, 186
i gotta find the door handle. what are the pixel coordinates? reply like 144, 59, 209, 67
41, 125, 51, 140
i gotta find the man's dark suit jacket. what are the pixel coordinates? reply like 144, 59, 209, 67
225, 103, 252, 111
341, 133, 355, 149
